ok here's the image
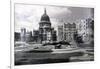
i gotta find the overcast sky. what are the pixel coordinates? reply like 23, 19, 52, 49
15, 4, 94, 32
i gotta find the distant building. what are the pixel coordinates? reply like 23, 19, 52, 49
58, 23, 76, 42
25, 31, 33, 42
21, 28, 26, 42
64, 23, 76, 42
14, 32, 21, 41
33, 30, 39, 43
58, 25, 63, 41
76, 18, 94, 43
20, 28, 33, 42
51, 29, 57, 42
39, 8, 57, 43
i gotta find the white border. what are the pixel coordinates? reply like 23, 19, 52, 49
11, 0, 95, 69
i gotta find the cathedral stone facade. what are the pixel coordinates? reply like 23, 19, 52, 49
39, 9, 57, 43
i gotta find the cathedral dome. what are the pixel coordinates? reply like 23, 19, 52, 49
40, 9, 50, 22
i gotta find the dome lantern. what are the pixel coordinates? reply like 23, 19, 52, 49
40, 8, 50, 22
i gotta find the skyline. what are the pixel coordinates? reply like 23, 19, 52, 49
15, 4, 94, 32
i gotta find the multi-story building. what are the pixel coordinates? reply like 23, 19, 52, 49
76, 18, 94, 43
25, 31, 33, 42
64, 23, 76, 42
21, 28, 26, 42
51, 28, 57, 42
58, 25, 63, 41
58, 23, 76, 42
33, 30, 39, 43
20, 28, 33, 42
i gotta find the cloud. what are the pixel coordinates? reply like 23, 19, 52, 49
15, 4, 92, 32
46, 6, 71, 17
15, 4, 72, 32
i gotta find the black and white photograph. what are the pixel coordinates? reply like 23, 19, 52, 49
14, 3, 94, 65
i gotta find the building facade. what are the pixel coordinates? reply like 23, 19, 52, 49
25, 31, 33, 42
21, 28, 26, 42
58, 25, 63, 41
39, 9, 57, 43
76, 18, 94, 43
33, 30, 39, 43
14, 32, 21, 41
58, 23, 76, 42
64, 23, 76, 42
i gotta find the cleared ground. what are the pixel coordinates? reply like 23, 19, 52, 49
14, 43, 94, 65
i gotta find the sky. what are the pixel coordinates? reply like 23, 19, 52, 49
15, 4, 94, 32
